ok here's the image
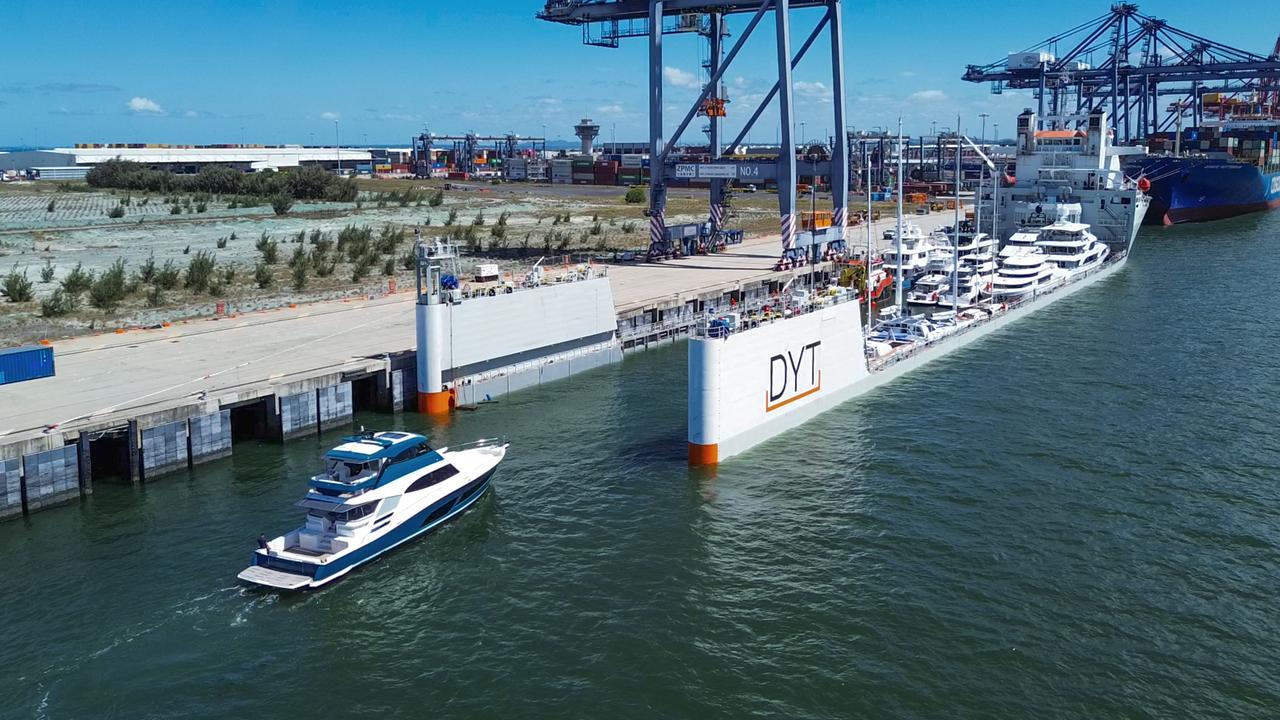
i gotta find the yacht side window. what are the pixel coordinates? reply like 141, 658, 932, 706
332, 501, 378, 523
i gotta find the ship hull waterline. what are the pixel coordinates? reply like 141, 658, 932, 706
694, 256, 1134, 466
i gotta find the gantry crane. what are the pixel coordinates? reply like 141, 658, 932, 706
961, 3, 1280, 142
412, 131, 547, 179
539, 0, 850, 266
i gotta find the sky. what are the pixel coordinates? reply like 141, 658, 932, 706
2, 0, 1277, 147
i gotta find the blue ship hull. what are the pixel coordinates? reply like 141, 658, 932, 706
1124, 156, 1280, 225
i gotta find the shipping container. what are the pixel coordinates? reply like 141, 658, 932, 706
0, 345, 55, 386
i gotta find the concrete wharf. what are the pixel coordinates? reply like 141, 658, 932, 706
0, 211, 960, 519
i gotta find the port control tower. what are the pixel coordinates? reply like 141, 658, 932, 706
574, 118, 600, 154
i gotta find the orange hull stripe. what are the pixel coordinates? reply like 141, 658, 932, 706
764, 371, 822, 412
688, 442, 719, 466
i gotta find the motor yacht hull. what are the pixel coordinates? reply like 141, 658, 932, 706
239, 455, 501, 590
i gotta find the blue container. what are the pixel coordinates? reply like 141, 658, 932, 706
0, 345, 55, 385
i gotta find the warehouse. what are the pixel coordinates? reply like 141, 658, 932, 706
53, 145, 373, 173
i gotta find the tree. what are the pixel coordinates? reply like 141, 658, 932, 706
624, 187, 646, 203
88, 259, 128, 313
271, 194, 294, 216
2, 266, 34, 303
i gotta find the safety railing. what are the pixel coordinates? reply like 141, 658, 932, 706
440, 436, 509, 454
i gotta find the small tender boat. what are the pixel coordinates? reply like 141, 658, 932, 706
238, 430, 507, 590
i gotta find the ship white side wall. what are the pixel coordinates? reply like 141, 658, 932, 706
417, 277, 620, 403
692, 257, 1132, 463
689, 301, 870, 459
440, 278, 617, 370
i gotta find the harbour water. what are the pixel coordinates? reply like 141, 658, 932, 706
2, 212, 1279, 718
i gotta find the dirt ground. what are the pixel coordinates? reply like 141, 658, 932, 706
0, 178, 900, 344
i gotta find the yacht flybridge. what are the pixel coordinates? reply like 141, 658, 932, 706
238, 430, 507, 590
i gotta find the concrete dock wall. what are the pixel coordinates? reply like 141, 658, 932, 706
318, 382, 353, 430
21, 445, 81, 513
392, 370, 406, 411
141, 419, 189, 479
1, 458, 21, 520
189, 410, 232, 464
279, 391, 318, 440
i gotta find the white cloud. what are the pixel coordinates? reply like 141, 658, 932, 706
899, 70, 918, 78
182, 110, 199, 119
127, 96, 164, 114
664, 65, 700, 89
320, 111, 341, 121
596, 104, 623, 115
794, 81, 831, 103
909, 90, 947, 102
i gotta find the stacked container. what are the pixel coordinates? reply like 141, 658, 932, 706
551, 158, 574, 184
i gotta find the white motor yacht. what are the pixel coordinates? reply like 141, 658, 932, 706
238, 430, 508, 590
1035, 221, 1110, 278
991, 251, 1066, 301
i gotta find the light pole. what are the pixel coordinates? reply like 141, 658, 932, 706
799, 120, 807, 146
334, 120, 341, 175
611, 122, 616, 151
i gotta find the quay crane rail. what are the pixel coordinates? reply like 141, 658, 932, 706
539, 0, 850, 267
961, 3, 1280, 141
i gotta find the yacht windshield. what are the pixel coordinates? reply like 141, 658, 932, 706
324, 458, 380, 484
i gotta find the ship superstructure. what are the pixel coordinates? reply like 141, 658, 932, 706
996, 109, 1149, 253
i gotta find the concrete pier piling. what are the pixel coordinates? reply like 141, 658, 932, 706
20, 445, 82, 513
1, 457, 23, 520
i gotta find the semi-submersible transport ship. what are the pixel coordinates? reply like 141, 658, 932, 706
1123, 92, 1280, 225
688, 109, 1150, 465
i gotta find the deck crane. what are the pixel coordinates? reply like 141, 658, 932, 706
539, 1, 851, 267
961, 3, 1280, 142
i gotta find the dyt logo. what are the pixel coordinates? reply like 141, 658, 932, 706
766, 341, 822, 412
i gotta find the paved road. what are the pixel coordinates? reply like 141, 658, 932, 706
0, 211, 960, 436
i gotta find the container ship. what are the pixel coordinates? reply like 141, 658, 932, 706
1123, 93, 1280, 225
